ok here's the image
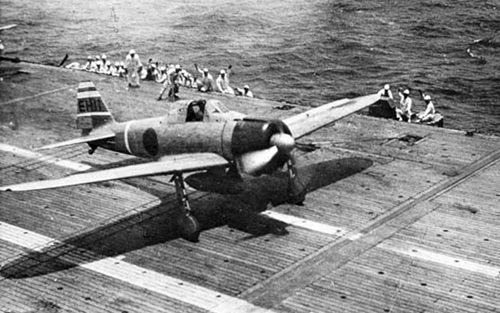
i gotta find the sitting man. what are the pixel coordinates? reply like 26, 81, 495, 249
216, 66, 234, 95
235, 85, 254, 98
396, 88, 412, 122
417, 94, 436, 122
194, 64, 214, 92
186, 100, 206, 122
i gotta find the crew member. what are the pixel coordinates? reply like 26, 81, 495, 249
125, 49, 142, 88
194, 64, 214, 92
186, 100, 206, 122
180, 69, 195, 87
216, 66, 234, 95
110, 62, 120, 76
100, 54, 110, 74
396, 89, 412, 122
118, 61, 127, 77
157, 64, 182, 101
235, 85, 254, 98
155, 66, 168, 83
378, 84, 393, 100
417, 94, 436, 122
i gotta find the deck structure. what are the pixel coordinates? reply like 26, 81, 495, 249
1, 62, 499, 312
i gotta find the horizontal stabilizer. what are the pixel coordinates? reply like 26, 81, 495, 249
35, 132, 115, 150
284, 93, 380, 139
0, 153, 229, 191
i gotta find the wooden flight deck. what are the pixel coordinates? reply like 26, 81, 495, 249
1, 62, 499, 312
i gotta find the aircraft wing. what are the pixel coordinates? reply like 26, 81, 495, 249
283, 93, 380, 139
0, 153, 229, 191
35, 131, 116, 150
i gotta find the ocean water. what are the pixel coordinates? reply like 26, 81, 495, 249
1, 0, 500, 134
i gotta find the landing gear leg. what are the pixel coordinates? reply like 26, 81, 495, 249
286, 155, 306, 205
173, 173, 201, 242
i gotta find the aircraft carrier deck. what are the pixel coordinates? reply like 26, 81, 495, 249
1, 63, 499, 313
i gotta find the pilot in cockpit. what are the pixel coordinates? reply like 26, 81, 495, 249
186, 100, 206, 122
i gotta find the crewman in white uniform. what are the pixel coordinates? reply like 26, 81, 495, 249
396, 89, 412, 122
417, 94, 436, 122
216, 66, 234, 95
125, 49, 142, 88
378, 84, 393, 100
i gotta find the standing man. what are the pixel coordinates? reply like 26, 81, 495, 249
125, 49, 142, 88
157, 64, 182, 101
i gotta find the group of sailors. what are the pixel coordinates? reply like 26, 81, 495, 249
65, 49, 254, 100
65, 54, 127, 77
378, 84, 436, 123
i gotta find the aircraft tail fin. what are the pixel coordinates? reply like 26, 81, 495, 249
76, 81, 115, 135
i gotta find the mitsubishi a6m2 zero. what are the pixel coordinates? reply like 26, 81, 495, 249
0, 82, 379, 241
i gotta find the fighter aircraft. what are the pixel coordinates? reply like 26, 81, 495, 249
0, 81, 379, 241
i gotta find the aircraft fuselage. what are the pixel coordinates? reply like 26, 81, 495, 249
99, 117, 291, 164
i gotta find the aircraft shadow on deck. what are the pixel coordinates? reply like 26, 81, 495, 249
0, 157, 372, 279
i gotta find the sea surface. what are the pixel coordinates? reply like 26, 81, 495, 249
1, 0, 499, 134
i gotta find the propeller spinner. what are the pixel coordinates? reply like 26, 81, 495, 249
234, 121, 295, 176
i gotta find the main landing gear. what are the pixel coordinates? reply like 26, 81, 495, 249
173, 173, 201, 242
286, 155, 306, 205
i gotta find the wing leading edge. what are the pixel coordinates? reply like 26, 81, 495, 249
0, 153, 229, 191
284, 93, 380, 139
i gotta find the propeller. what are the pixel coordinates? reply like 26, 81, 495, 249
236, 132, 295, 175
235, 129, 307, 204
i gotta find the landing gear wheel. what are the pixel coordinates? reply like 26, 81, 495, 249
178, 213, 201, 242
88, 145, 97, 155
288, 183, 306, 205
173, 173, 201, 242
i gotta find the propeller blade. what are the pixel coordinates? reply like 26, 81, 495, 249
270, 133, 295, 154
235, 146, 279, 175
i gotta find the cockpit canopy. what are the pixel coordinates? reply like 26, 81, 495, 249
165, 99, 244, 124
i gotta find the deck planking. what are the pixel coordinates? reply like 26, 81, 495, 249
1, 62, 500, 312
